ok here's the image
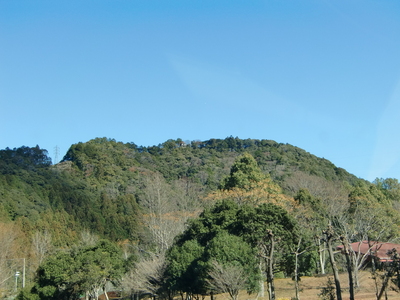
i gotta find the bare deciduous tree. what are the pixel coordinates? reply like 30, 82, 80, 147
283, 171, 349, 215
31, 229, 52, 266
291, 237, 310, 300
284, 171, 349, 276
206, 260, 247, 300
140, 172, 194, 254
0, 222, 22, 296
122, 253, 166, 298
336, 203, 391, 300
79, 229, 99, 248
171, 178, 203, 216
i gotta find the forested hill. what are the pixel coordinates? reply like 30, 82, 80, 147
0, 136, 364, 243
3, 136, 400, 298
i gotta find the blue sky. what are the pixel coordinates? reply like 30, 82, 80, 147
1, 0, 400, 181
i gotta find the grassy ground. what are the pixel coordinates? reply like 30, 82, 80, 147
229, 271, 399, 300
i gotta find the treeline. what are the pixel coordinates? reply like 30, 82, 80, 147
64, 136, 359, 187
1, 137, 400, 299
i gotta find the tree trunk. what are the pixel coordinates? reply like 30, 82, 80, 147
316, 237, 326, 275
293, 238, 308, 300
231, 290, 238, 300
377, 275, 391, 300
324, 226, 342, 300
377, 250, 399, 300
353, 258, 360, 288
266, 230, 276, 300
258, 259, 265, 298
371, 258, 380, 299
104, 283, 110, 300
294, 252, 300, 300
340, 236, 354, 300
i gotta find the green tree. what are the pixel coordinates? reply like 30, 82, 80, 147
30, 251, 76, 300
21, 240, 124, 300
373, 178, 400, 200
233, 203, 300, 300
75, 240, 125, 299
220, 153, 266, 190
164, 240, 204, 297
165, 200, 301, 300
204, 231, 260, 298
177, 200, 240, 247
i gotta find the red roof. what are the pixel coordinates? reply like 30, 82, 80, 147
337, 241, 400, 262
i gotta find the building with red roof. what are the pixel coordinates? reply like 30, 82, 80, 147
337, 241, 400, 262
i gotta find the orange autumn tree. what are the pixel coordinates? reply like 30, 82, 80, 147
204, 153, 296, 211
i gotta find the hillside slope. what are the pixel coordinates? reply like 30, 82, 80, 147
0, 136, 375, 243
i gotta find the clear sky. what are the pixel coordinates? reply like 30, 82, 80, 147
1, 0, 400, 181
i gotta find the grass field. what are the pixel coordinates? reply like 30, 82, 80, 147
229, 271, 399, 300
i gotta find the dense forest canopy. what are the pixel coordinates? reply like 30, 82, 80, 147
1, 136, 400, 299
